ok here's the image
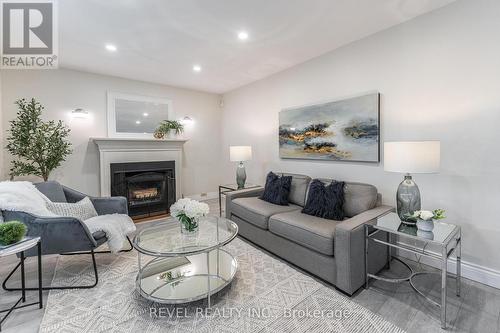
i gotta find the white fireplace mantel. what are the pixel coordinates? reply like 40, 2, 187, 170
91, 137, 188, 198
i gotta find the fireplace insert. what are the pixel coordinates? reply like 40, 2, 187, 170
110, 161, 175, 218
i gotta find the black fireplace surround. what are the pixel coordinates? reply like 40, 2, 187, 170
110, 161, 175, 218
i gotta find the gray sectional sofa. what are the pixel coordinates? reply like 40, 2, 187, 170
225, 173, 392, 295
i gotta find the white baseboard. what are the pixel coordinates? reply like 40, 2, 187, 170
185, 191, 218, 202
396, 241, 500, 290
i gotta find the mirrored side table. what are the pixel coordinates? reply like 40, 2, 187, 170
0, 237, 42, 331
364, 212, 461, 329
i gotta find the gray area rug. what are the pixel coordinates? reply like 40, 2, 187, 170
39, 229, 406, 332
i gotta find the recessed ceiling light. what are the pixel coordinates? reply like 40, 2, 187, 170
143, 112, 149, 117
105, 44, 117, 52
237, 31, 249, 40
193, 65, 202, 72
135, 120, 141, 125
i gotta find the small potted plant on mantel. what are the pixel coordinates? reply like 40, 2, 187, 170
154, 120, 184, 139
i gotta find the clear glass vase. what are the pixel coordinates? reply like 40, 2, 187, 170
180, 217, 199, 235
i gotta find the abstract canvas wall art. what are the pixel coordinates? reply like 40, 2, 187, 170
279, 93, 380, 162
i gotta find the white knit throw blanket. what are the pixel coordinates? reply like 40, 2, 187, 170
83, 214, 136, 253
0, 181, 57, 217
0, 181, 135, 253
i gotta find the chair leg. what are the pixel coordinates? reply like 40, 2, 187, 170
2, 250, 99, 291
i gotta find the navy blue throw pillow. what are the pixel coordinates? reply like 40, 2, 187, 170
259, 172, 292, 206
302, 179, 345, 220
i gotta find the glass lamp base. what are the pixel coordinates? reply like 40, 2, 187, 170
236, 162, 247, 189
397, 174, 421, 221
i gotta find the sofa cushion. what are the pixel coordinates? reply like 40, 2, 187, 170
231, 197, 300, 229
278, 173, 311, 207
269, 210, 339, 256
34, 181, 67, 203
314, 179, 378, 218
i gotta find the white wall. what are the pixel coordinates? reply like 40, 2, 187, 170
1, 69, 222, 197
221, 0, 500, 281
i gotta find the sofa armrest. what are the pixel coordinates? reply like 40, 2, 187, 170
2, 211, 98, 256
90, 196, 128, 215
224, 187, 264, 219
334, 205, 394, 295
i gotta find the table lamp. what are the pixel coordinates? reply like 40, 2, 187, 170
230, 146, 252, 189
384, 141, 440, 221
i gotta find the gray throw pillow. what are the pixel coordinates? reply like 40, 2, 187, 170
46, 197, 98, 221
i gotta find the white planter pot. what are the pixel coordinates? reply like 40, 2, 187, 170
417, 229, 434, 240
416, 219, 434, 232
167, 132, 177, 139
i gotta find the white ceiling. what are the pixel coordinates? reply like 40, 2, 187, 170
60, 0, 455, 94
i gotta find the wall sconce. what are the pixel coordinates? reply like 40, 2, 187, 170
71, 108, 89, 119
180, 116, 193, 125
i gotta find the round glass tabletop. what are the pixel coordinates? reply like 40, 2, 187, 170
133, 216, 238, 257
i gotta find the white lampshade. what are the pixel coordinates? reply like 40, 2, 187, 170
230, 146, 252, 162
384, 141, 440, 174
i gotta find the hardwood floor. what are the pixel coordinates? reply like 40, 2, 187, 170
0, 199, 499, 332
354, 260, 500, 332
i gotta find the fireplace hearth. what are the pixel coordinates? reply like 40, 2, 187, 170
110, 161, 175, 218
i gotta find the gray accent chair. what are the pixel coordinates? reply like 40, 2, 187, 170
1, 181, 132, 291
226, 173, 393, 296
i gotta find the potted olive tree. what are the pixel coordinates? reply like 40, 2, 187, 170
6, 98, 72, 181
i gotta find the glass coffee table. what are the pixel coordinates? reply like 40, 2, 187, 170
133, 216, 238, 307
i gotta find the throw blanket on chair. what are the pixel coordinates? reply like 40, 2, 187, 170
0, 181, 57, 217
83, 214, 135, 253
0, 181, 135, 253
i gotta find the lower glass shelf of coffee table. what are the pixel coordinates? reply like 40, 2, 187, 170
136, 248, 238, 304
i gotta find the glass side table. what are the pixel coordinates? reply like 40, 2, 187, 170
0, 237, 42, 331
218, 183, 260, 217
364, 212, 461, 329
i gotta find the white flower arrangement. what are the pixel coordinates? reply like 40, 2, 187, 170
408, 209, 446, 221
170, 198, 209, 232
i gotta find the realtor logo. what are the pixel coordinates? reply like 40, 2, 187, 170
1, 0, 58, 68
